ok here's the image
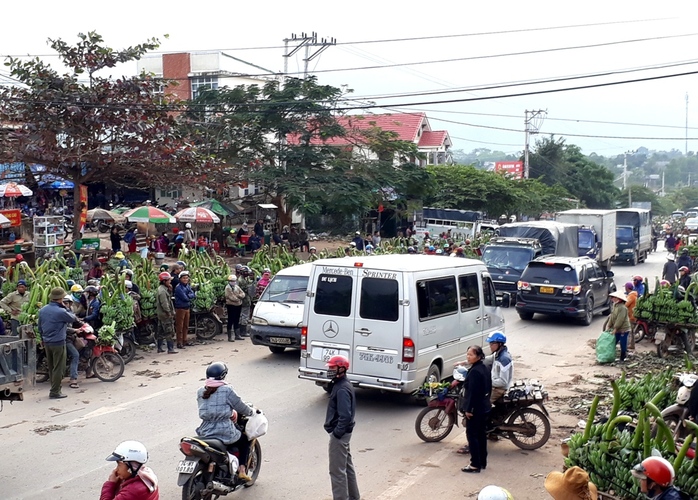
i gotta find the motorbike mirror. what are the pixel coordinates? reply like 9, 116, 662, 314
452, 366, 467, 381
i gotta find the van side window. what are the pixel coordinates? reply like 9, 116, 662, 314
458, 274, 480, 311
314, 274, 353, 317
416, 277, 458, 320
360, 278, 399, 322
483, 276, 496, 307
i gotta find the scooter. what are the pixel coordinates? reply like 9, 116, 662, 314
177, 411, 264, 499
414, 368, 551, 450
659, 372, 697, 440
189, 306, 223, 341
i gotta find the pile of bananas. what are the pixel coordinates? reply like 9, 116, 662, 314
565, 380, 698, 498
248, 245, 300, 276
97, 321, 118, 346
99, 275, 135, 331
177, 249, 231, 304
634, 279, 698, 325
613, 370, 676, 413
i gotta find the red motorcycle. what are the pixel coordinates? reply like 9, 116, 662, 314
36, 324, 124, 383
414, 368, 551, 450
632, 318, 657, 343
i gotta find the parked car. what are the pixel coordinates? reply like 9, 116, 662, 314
515, 256, 615, 326
685, 211, 698, 219
685, 217, 698, 233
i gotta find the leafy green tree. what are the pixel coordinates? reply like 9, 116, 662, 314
0, 32, 214, 237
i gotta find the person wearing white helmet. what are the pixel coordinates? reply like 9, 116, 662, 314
103, 440, 159, 499
478, 485, 513, 499
663, 253, 679, 284
183, 223, 195, 248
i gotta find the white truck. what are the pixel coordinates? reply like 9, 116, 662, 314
556, 209, 616, 270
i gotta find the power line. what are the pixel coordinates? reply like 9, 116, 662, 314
2, 18, 675, 57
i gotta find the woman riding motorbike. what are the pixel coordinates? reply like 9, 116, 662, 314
195, 361, 255, 482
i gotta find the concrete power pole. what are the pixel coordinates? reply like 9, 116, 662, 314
524, 110, 547, 179
282, 33, 335, 81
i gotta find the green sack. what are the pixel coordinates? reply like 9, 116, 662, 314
596, 329, 616, 364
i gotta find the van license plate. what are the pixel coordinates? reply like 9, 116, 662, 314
176, 460, 197, 474
359, 352, 394, 364
322, 348, 339, 361
539, 286, 554, 294
269, 337, 292, 344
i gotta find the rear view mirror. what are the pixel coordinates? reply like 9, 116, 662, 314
453, 366, 468, 381
606, 271, 614, 278
497, 292, 511, 308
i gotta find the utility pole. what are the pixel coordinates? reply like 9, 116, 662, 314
282, 32, 335, 81
686, 92, 689, 155
524, 110, 547, 179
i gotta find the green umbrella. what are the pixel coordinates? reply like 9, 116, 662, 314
189, 199, 241, 217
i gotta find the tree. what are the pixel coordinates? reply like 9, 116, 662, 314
187, 78, 426, 226
0, 32, 216, 237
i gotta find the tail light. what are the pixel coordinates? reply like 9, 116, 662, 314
180, 440, 205, 457
517, 281, 531, 291
402, 337, 415, 363
562, 285, 581, 295
180, 441, 194, 456
300, 326, 307, 351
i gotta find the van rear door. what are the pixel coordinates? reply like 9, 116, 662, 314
352, 270, 404, 379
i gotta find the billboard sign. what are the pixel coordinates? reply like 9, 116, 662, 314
495, 161, 524, 180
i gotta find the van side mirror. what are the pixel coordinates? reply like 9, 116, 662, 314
497, 292, 511, 308
606, 271, 614, 278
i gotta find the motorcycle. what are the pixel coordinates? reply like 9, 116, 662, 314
36, 323, 125, 382
414, 368, 551, 450
656, 372, 697, 440
177, 412, 264, 499
189, 306, 223, 341
116, 329, 137, 364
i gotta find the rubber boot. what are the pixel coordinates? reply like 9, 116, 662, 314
241, 325, 250, 338
167, 340, 178, 354
227, 329, 234, 342
157, 339, 165, 353
234, 328, 244, 341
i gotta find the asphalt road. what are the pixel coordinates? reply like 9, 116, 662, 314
0, 249, 668, 500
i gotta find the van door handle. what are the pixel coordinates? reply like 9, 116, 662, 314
475, 316, 481, 324
482, 314, 489, 321
355, 328, 372, 336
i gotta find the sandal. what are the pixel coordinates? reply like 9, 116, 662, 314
456, 446, 470, 454
69, 381, 80, 389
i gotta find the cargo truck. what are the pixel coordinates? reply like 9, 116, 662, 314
556, 209, 616, 270
483, 221, 579, 294
0, 336, 35, 402
615, 208, 652, 265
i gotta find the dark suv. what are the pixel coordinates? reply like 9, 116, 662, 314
515, 256, 615, 325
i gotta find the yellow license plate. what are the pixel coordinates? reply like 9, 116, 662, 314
539, 286, 555, 294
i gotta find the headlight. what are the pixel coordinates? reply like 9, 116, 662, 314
623, 249, 634, 253
251, 316, 268, 325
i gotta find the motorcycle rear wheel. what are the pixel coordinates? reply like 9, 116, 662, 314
633, 323, 647, 343
92, 352, 125, 382
415, 406, 454, 442
192, 313, 222, 340
181, 464, 212, 500
506, 407, 551, 450
245, 440, 262, 487
120, 337, 137, 364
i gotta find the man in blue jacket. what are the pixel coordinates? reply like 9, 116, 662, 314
324, 355, 359, 500
38, 287, 78, 399
173, 271, 196, 349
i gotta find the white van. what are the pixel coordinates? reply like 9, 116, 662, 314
298, 255, 510, 393
250, 263, 313, 354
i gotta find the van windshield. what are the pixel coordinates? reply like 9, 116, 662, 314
482, 246, 534, 272
260, 276, 309, 303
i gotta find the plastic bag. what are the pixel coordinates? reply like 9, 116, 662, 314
596, 330, 616, 364
245, 410, 268, 440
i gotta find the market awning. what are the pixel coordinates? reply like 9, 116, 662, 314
189, 199, 242, 217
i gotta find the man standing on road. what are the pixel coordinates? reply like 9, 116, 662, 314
237, 266, 253, 337
156, 272, 177, 354
324, 355, 359, 500
1, 279, 30, 335
38, 287, 78, 399
663, 254, 679, 284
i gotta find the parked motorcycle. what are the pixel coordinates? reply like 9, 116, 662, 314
632, 318, 657, 344
36, 324, 125, 382
189, 306, 223, 341
177, 413, 263, 499
414, 368, 551, 450
655, 324, 696, 358
116, 329, 137, 364
657, 372, 697, 440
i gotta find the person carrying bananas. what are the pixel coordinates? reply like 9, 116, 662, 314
155, 272, 177, 354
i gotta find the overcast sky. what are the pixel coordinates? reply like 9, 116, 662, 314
2, 1, 697, 158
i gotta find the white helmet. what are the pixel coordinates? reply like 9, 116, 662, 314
106, 440, 149, 464
185, 223, 192, 229
478, 485, 514, 500
62, 295, 74, 303
124, 280, 133, 289
677, 385, 692, 404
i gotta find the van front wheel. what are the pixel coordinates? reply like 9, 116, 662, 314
426, 364, 441, 385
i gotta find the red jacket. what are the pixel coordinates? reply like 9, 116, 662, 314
100, 476, 159, 500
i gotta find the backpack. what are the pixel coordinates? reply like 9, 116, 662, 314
123, 232, 134, 244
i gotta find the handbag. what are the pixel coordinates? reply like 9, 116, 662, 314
244, 410, 269, 440
74, 336, 87, 350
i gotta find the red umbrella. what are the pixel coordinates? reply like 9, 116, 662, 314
173, 207, 221, 224
0, 182, 33, 197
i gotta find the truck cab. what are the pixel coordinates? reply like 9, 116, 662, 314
577, 226, 599, 259
482, 237, 543, 294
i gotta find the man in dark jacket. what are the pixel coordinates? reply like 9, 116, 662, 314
38, 287, 78, 399
663, 254, 679, 284
677, 248, 693, 271
173, 271, 196, 349
324, 356, 359, 500
351, 231, 365, 251
460, 346, 492, 473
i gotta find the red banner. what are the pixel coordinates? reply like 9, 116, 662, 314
495, 161, 524, 180
79, 185, 88, 229
0, 209, 22, 227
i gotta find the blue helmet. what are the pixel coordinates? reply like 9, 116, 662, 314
66, 279, 75, 288
486, 332, 507, 344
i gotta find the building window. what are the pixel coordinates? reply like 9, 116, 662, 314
191, 76, 219, 99
160, 188, 181, 199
